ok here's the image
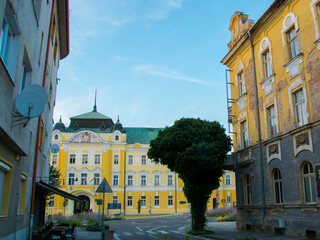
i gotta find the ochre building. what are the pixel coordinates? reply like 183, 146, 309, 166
49, 106, 236, 216
222, 0, 320, 238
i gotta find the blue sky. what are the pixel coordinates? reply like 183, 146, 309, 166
55, 0, 274, 128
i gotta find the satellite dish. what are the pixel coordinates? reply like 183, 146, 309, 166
51, 144, 60, 154
15, 85, 48, 118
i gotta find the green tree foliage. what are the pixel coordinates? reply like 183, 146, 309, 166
148, 118, 231, 233
49, 164, 61, 187
137, 199, 141, 214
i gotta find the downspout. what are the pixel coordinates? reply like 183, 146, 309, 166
174, 173, 177, 213
29, 0, 56, 238
247, 29, 266, 230
123, 151, 126, 216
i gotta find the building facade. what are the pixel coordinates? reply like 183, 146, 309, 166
0, 0, 69, 239
222, 0, 320, 238
49, 107, 236, 216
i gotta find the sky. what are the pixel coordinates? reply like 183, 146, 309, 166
54, 0, 274, 129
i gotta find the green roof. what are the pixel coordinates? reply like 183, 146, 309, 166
124, 127, 163, 144
70, 111, 111, 120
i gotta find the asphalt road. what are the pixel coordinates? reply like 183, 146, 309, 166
106, 213, 211, 240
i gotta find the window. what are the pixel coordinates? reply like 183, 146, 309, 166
82, 154, 88, 164
68, 173, 75, 185
245, 175, 252, 205
18, 174, 27, 213
273, 168, 283, 204
267, 105, 277, 138
94, 173, 100, 185
53, 36, 58, 63
69, 154, 76, 164
48, 195, 54, 208
94, 154, 100, 164
301, 162, 316, 203
141, 175, 146, 186
287, 27, 299, 59
141, 155, 146, 165
262, 50, 272, 79
19, 48, 32, 93
225, 173, 231, 185
113, 196, 118, 204
240, 120, 249, 149
113, 155, 119, 164
238, 71, 245, 96
54, 134, 58, 140
141, 196, 146, 206
52, 154, 57, 165
81, 173, 87, 185
168, 196, 173, 206
227, 195, 232, 204
154, 175, 160, 186
167, 175, 173, 186
293, 89, 306, 127
0, 5, 20, 79
127, 175, 133, 186
0, 160, 12, 215
115, 135, 119, 141
128, 155, 133, 165
113, 175, 119, 186
127, 196, 132, 207
154, 196, 159, 206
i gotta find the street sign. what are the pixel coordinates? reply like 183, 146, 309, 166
63, 201, 67, 207
108, 203, 121, 209
96, 178, 112, 193
96, 199, 103, 205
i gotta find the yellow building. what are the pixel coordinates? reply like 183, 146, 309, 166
49, 105, 236, 216
222, 0, 320, 238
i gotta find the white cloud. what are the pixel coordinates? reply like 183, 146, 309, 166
134, 64, 210, 85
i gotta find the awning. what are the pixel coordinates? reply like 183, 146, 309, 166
36, 180, 84, 202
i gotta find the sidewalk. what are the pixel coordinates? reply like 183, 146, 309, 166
199, 221, 311, 240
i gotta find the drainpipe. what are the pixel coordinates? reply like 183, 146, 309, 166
123, 151, 126, 216
247, 29, 266, 231
29, 1, 56, 239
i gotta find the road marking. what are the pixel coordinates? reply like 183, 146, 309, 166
123, 232, 132, 236
134, 231, 145, 235
146, 230, 157, 234
159, 230, 169, 234
169, 230, 181, 234
114, 233, 121, 240
136, 226, 143, 231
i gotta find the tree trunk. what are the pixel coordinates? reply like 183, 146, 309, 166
190, 199, 207, 232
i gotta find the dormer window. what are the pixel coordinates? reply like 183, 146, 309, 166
115, 135, 119, 141
54, 134, 59, 140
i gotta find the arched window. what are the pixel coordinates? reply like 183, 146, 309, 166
301, 162, 316, 203
244, 175, 252, 205
272, 168, 283, 204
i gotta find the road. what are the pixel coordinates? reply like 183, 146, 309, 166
106, 213, 212, 240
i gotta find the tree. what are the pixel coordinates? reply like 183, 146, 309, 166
148, 118, 231, 233
49, 164, 61, 187
137, 199, 141, 214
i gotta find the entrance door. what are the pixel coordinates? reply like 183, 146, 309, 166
74, 195, 90, 214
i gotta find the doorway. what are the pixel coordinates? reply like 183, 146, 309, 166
74, 195, 90, 214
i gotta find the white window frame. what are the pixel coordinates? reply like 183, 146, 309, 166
69, 153, 76, 164
141, 196, 146, 206
168, 196, 173, 206
141, 155, 147, 165
293, 89, 306, 127
225, 173, 231, 185
113, 175, 119, 186
238, 71, 245, 97
82, 154, 88, 164
167, 174, 173, 186
267, 105, 277, 138
113, 196, 118, 204
81, 173, 87, 185
128, 155, 133, 165
273, 168, 283, 205
301, 162, 316, 204
240, 120, 249, 149
154, 196, 160, 206
127, 175, 133, 186
127, 196, 132, 207
52, 154, 58, 165
140, 175, 147, 186
154, 175, 160, 186
68, 173, 75, 186
113, 154, 119, 165
93, 173, 100, 185
94, 154, 101, 164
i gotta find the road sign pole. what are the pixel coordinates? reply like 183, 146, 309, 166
101, 182, 105, 240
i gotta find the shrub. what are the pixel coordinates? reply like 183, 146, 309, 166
206, 207, 236, 218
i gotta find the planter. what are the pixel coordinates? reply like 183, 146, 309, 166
103, 229, 114, 240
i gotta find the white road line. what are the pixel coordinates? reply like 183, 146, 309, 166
123, 232, 132, 236
114, 233, 121, 240
146, 230, 157, 234
169, 230, 181, 234
136, 226, 143, 231
159, 230, 169, 234
134, 231, 145, 235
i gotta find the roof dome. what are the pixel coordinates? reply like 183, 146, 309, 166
54, 116, 65, 131
112, 116, 125, 133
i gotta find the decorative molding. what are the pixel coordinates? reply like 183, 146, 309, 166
267, 141, 281, 164
293, 129, 313, 156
